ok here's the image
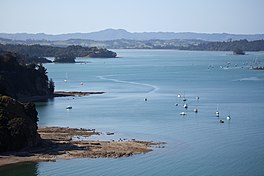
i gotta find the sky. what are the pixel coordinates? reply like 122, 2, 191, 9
0, 0, 264, 34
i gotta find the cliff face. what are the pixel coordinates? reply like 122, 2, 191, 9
0, 52, 54, 100
0, 96, 41, 152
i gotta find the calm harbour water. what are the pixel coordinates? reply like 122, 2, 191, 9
1, 50, 264, 176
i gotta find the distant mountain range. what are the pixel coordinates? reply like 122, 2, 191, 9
0, 29, 264, 42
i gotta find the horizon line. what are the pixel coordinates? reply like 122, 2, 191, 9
0, 29, 263, 35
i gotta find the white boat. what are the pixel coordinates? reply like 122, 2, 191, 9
183, 104, 188, 109
180, 112, 187, 116
227, 115, 231, 120
194, 108, 198, 113
106, 132, 114, 135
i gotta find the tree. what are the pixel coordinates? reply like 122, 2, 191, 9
48, 78, 55, 95
36, 63, 47, 75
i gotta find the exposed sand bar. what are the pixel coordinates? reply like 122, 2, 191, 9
0, 127, 164, 167
54, 91, 105, 97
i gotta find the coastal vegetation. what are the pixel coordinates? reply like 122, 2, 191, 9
0, 52, 54, 100
179, 39, 264, 51
0, 44, 117, 63
0, 96, 41, 152
53, 54, 76, 63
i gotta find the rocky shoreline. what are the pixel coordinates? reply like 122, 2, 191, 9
54, 91, 105, 97
0, 127, 164, 167
18, 91, 105, 102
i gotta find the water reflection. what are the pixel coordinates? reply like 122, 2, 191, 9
0, 162, 39, 176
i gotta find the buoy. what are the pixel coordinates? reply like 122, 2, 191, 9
194, 108, 198, 113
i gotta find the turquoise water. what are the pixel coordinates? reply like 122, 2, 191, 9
1, 50, 264, 175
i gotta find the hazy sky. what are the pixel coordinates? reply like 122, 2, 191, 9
0, 0, 263, 34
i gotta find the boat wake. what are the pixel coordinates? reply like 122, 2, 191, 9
97, 75, 159, 94
235, 77, 262, 81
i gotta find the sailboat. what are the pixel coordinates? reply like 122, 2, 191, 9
227, 112, 231, 120
215, 104, 220, 117
194, 96, 199, 113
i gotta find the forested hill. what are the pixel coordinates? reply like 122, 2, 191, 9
0, 44, 117, 63
0, 52, 54, 100
179, 40, 264, 51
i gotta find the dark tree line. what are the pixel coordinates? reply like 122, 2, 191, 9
0, 44, 117, 64
179, 39, 264, 51
0, 52, 54, 100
